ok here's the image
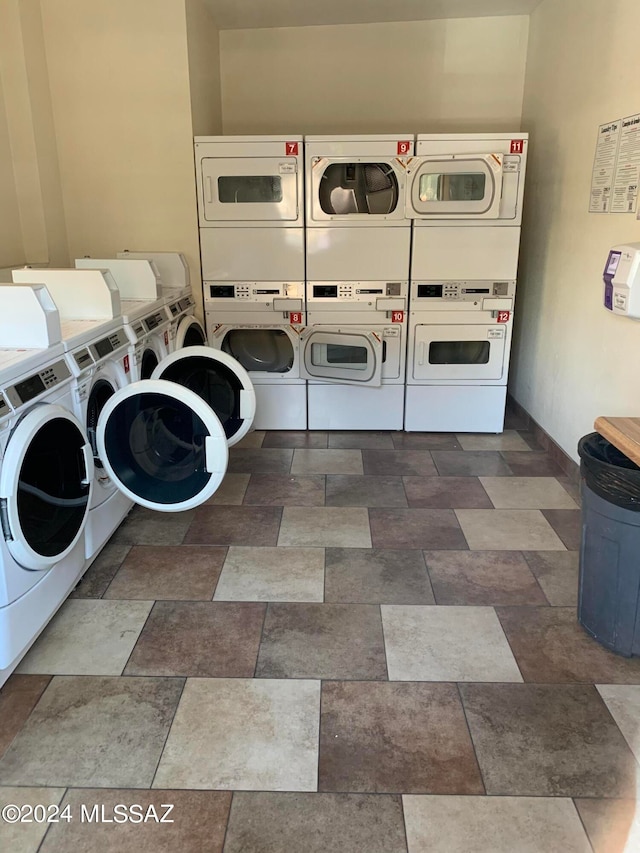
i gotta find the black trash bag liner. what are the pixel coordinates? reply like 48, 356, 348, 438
578, 432, 640, 511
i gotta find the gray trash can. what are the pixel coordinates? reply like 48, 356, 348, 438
578, 432, 640, 657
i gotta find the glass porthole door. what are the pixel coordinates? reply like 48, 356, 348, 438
0, 405, 94, 570
96, 380, 228, 512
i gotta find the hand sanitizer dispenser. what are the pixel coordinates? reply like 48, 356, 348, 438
603, 243, 640, 318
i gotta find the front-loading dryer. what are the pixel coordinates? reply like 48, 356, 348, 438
0, 286, 94, 686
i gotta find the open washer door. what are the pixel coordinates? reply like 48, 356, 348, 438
151, 346, 256, 447
0, 405, 94, 570
96, 379, 228, 512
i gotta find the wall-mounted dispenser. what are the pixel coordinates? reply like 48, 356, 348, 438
603, 243, 640, 318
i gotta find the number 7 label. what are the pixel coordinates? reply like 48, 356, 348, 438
285, 142, 299, 156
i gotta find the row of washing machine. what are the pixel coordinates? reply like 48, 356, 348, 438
195, 133, 527, 433
0, 254, 257, 686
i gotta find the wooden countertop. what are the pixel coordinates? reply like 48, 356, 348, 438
594, 417, 640, 467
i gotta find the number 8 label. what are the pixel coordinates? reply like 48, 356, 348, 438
397, 141, 411, 155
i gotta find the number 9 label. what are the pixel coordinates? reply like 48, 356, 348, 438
397, 141, 411, 155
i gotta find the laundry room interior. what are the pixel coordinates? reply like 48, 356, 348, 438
1, 1, 640, 852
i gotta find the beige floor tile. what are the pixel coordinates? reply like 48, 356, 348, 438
206, 473, 250, 505
455, 509, 566, 550
153, 678, 320, 791
381, 606, 522, 682
574, 797, 640, 853
214, 547, 325, 601
291, 449, 363, 475
0, 787, 66, 853
479, 477, 579, 509
278, 507, 371, 548
403, 795, 591, 853
596, 685, 640, 762
16, 600, 153, 675
456, 431, 532, 451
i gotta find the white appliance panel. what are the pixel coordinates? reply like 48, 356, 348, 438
411, 228, 521, 280
252, 384, 307, 430
306, 228, 410, 281
308, 383, 404, 430
405, 385, 507, 432
200, 228, 305, 281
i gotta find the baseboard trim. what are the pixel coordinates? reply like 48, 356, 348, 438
506, 394, 580, 483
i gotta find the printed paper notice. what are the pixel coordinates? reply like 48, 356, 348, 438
589, 120, 620, 212
611, 113, 640, 213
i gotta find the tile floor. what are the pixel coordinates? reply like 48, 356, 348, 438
2, 427, 640, 852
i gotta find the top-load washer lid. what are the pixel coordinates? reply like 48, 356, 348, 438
96, 380, 228, 512
0, 404, 94, 570
151, 347, 256, 447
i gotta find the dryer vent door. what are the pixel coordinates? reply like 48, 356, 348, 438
152, 346, 256, 447
96, 379, 228, 512
300, 327, 384, 386
0, 404, 94, 570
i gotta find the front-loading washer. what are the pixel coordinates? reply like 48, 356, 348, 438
0, 286, 94, 686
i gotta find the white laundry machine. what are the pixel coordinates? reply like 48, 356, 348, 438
11, 267, 135, 561
407, 133, 529, 281
302, 282, 407, 430
0, 286, 94, 685
404, 279, 516, 433
74, 258, 172, 380
205, 282, 306, 430
115, 252, 207, 351
305, 134, 413, 283
194, 135, 305, 283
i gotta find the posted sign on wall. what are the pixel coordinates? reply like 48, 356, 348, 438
590, 113, 640, 215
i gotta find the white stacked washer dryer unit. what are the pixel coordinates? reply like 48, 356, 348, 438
304, 134, 414, 429
116, 251, 207, 351
0, 287, 94, 686
195, 136, 307, 429
405, 133, 528, 432
11, 268, 134, 564
75, 258, 172, 381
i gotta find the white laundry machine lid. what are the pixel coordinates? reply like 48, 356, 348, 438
0, 404, 94, 570
96, 379, 228, 512
151, 346, 256, 447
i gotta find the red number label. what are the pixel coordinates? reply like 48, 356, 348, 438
497, 311, 511, 323
391, 310, 404, 323
397, 140, 411, 155
123, 354, 130, 373
289, 312, 302, 325
164, 331, 169, 346
510, 139, 524, 154
285, 141, 299, 156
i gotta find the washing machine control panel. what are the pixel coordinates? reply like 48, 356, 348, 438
89, 329, 129, 364
310, 282, 408, 305
6, 359, 72, 408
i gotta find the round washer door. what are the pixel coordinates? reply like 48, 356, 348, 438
0, 404, 94, 570
151, 346, 256, 447
175, 315, 207, 349
96, 379, 228, 512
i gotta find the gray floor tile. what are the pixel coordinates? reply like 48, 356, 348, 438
325, 548, 434, 604
456, 431, 533, 451
431, 450, 512, 477
541, 509, 582, 550
0, 676, 183, 787
244, 473, 325, 506
596, 685, 640, 762
110, 507, 195, 546
328, 431, 395, 449
460, 683, 638, 797
291, 449, 363, 475
228, 448, 293, 474
0, 675, 51, 760
392, 433, 461, 450
523, 551, 580, 605
224, 793, 407, 853
362, 450, 437, 476
370, 508, 467, 550
326, 475, 407, 507
0, 787, 65, 853
256, 603, 387, 680
403, 476, 492, 509
205, 472, 250, 505
70, 543, 131, 598
262, 431, 329, 448
185, 505, 282, 546
500, 451, 565, 477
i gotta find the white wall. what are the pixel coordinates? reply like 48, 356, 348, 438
186, 0, 222, 136
0, 73, 24, 268
511, 0, 640, 460
39, 0, 206, 316
220, 16, 529, 134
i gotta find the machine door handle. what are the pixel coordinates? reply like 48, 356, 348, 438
80, 444, 93, 486
205, 176, 213, 203
417, 342, 425, 365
